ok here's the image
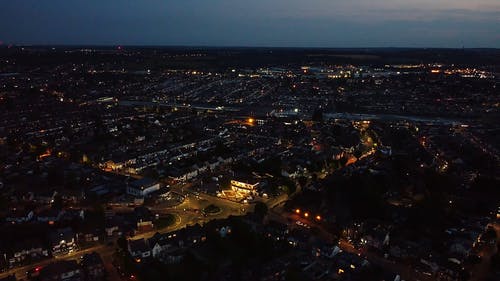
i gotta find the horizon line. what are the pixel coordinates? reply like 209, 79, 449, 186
1, 44, 499, 50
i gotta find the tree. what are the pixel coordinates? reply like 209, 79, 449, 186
491, 250, 500, 271
254, 202, 268, 221
116, 235, 127, 251
312, 108, 324, 123
284, 266, 303, 281
51, 195, 64, 211
483, 226, 497, 241
144, 166, 158, 178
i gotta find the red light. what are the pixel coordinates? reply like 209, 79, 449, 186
35, 266, 42, 272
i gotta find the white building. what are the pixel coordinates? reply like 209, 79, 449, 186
126, 178, 160, 197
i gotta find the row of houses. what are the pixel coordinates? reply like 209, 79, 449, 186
0, 227, 77, 269
21, 252, 105, 281
5, 208, 84, 224
164, 156, 234, 183
128, 225, 205, 264
101, 136, 220, 175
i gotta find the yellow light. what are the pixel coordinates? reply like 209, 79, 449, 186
315, 215, 321, 221
304, 212, 309, 218
350, 264, 356, 269
338, 269, 344, 274
135, 258, 141, 263
295, 209, 301, 214
248, 118, 255, 123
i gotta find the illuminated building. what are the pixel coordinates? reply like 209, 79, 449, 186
230, 180, 260, 195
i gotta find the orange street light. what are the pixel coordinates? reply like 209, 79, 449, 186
295, 209, 301, 214
315, 215, 321, 221
304, 212, 309, 218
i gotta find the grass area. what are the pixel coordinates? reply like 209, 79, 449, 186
203, 204, 221, 214
155, 214, 176, 229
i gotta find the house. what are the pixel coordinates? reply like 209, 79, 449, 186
76, 228, 101, 243
217, 156, 233, 166
219, 226, 232, 238
133, 206, 154, 233
359, 224, 390, 251
184, 224, 206, 246
6, 239, 49, 267
184, 168, 198, 181
105, 216, 133, 237
166, 168, 187, 183
105, 224, 120, 237
136, 219, 154, 233
37, 209, 62, 223
81, 252, 105, 281
5, 209, 34, 224
208, 159, 220, 171
49, 228, 77, 256
150, 241, 169, 258
58, 209, 85, 222
160, 248, 185, 264
34, 191, 57, 205
193, 164, 208, 174
332, 251, 369, 275
128, 238, 151, 259
146, 231, 195, 264
147, 230, 197, 259
126, 178, 160, 197
166, 166, 203, 183
148, 233, 174, 258
39, 260, 82, 281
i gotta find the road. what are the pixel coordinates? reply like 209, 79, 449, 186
0, 245, 107, 280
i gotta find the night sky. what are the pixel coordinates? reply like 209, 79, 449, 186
0, 0, 498, 48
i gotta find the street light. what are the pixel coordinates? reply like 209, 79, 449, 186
304, 212, 309, 218
295, 209, 301, 214
315, 215, 321, 221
